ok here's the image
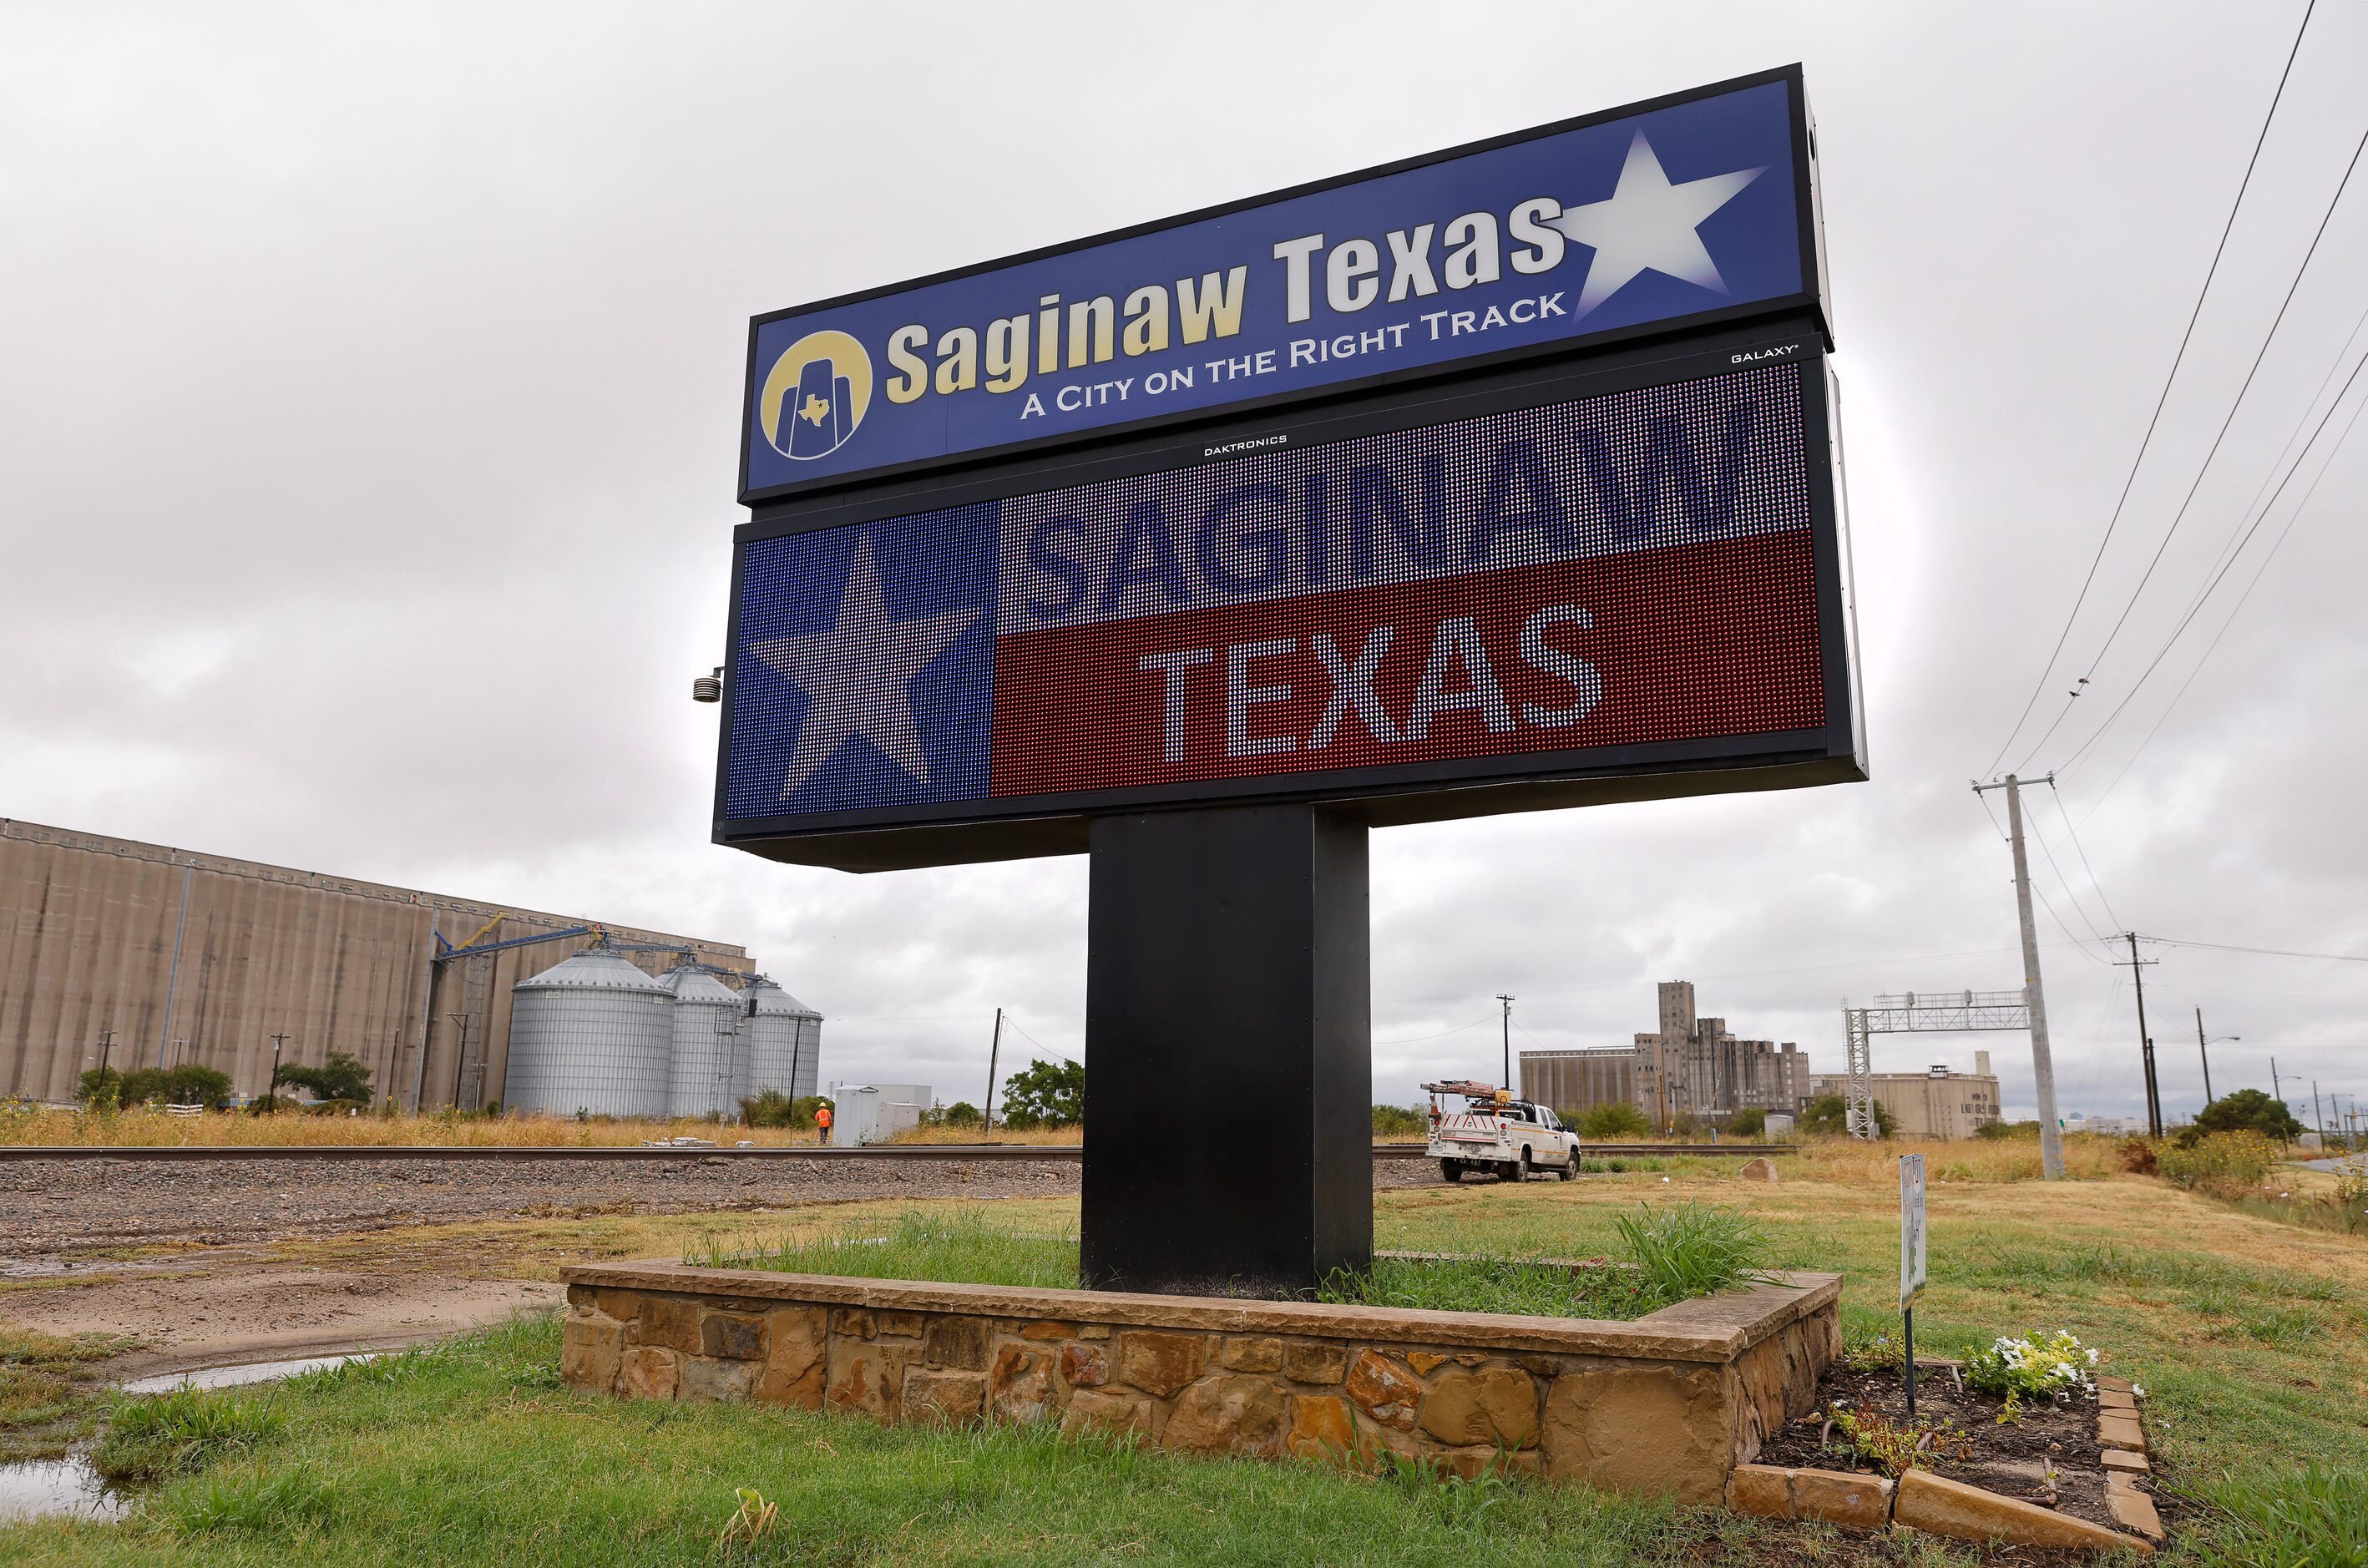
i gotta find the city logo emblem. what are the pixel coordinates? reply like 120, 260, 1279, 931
757, 329, 873, 461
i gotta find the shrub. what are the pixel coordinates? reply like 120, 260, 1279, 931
1724, 1107, 1766, 1138
2118, 1136, 2158, 1175
76, 1065, 124, 1110
95, 1387, 285, 1481
273, 1051, 373, 1105
1800, 1093, 1895, 1137
2156, 1130, 2281, 1197
1961, 1329, 2098, 1404
2194, 1088, 2305, 1141
1576, 1101, 1651, 1139
741, 1090, 830, 1129
1824, 1404, 1974, 1476
1612, 1201, 1771, 1305
1371, 1104, 1425, 1137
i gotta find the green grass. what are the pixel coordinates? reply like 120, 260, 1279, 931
691, 1207, 1081, 1289
1, 1328, 144, 1460
2188, 1461, 2368, 1568
693, 1204, 1771, 1322
93, 1388, 286, 1482
0, 1314, 2006, 1567
1317, 1254, 1662, 1318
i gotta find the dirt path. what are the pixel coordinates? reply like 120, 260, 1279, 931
0, 1265, 560, 1380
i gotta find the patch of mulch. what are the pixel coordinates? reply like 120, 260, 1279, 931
1758, 1361, 2126, 1536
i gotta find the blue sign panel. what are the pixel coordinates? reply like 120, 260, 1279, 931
741, 70, 1821, 502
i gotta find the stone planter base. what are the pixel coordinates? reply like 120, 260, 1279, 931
559, 1262, 1840, 1504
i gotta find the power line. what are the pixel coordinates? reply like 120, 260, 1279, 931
2163, 292, 2368, 633
1982, 1, 2316, 777
2138, 934, 2368, 964
2076, 388, 2368, 818
1374, 1017, 1496, 1048
2045, 781, 2124, 931
2011, 103, 2368, 775
2058, 341, 2368, 776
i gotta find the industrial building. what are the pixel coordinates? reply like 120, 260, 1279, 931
0, 817, 818, 1111
1516, 1048, 1637, 1119
1810, 1054, 2003, 1140
1519, 980, 1810, 1125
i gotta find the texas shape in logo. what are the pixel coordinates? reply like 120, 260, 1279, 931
759, 329, 873, 460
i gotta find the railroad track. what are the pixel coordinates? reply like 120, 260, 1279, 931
0, 1142, 1789, 1163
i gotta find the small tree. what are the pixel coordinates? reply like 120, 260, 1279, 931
999, 1058, 1084, 1130
117, 1068, 172, 1106
2194, 1088, 2303, 1141
1800, 1093, 1896, 1137
274, 1051, 373, 1105
939, 1100, 985, 1129
1576, 1100, 1652, 1140
1372, 1104, 1426, 1137
1725, 1107, 1767, 1138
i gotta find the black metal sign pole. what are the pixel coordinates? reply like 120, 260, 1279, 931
1904, 1303, 1916, 1422
1080, 803, 1372, 1297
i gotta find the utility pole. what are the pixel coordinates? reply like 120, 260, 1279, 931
2118, 933, 2161, 1138
266, 1032, 290, 1111
983, 1007, 1004, 1131
97, 1029, 116, 1080
2313, 1080, 2325, 1142
1973, 775, 2065, 1178
2194, 1009, 2214, 1105
2270, 1055, 2282, 1110
1496, 994, 1515, 1094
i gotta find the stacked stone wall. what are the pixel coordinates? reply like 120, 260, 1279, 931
560, 1264, 1839, 1501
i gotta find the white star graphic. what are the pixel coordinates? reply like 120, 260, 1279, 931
1551, 131, 1765, 317
748, 535, 979, 796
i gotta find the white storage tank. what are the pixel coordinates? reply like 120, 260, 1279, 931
667, 964, 746, 1120
746, 978, 823, 1100
503, 947, 673, 1118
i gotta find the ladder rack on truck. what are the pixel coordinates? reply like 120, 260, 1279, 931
1421, 1081, 1581, 1184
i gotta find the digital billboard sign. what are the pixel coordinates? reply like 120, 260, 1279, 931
739, 67, 1828, 503
718, 326, 1861, 869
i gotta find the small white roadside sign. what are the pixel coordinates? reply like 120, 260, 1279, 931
1900, 1152, 1927, 1310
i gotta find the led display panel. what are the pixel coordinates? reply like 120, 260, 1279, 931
718, 331, 1860, 869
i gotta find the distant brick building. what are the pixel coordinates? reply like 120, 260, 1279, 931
1809, 1053, 2003, 1140
1518, 980, 1809, 1125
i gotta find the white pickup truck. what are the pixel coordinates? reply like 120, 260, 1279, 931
1423, 1080, 1581, 1182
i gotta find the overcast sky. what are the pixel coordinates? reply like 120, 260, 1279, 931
6, 3, 2365, 1129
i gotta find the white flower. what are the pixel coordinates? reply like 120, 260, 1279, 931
2132, 1385, 2146, 1399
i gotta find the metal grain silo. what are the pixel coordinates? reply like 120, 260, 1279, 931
746, 978, 823, 1100
504, 947, 673, 1118
667, 964, 746, 1120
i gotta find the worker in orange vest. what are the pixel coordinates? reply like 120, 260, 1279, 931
813, 1101, 832, 1146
